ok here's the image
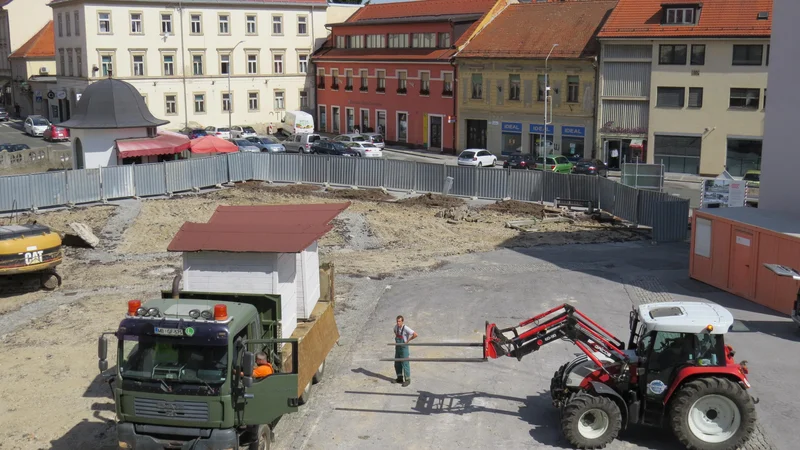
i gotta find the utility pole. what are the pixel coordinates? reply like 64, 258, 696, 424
228, 40, 245, 132
542, 43, 558, 203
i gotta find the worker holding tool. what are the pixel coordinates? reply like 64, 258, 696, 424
393, 315, 417, 386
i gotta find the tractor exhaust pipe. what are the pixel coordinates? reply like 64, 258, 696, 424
171, 274, 182, 299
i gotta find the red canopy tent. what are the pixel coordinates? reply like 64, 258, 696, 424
116, 133, 191, 158
190, 135, 238, 154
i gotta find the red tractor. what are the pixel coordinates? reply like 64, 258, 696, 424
484, 302, 756, 449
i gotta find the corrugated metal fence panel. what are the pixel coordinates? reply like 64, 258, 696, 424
446, 165, 475, 197
597, 177, 617, 214
270, 153, 301, 182
354, 157, 384, 188
67, 169, 101, 204
227, 152, 253, 182
507, 169, 536, 201
383, 159, 415, 191
165, 160, 193, 193
567, 174, 598, 206
329, 156, 356, 186
101, 166, 135, 200
542, 171, 570, 203
251, 153, 270, 181
0, 174, 33, 211
190, 156, 228, 188
30, 171, 67, 209
475, 168, 507, 199
301, 155, 328, 184
134, 163, 167, 197
636, 189, 660, 227
652, 200, 690, 243
600, 100, 649, 130
614, 183, 639, 223
416, 162, 445, 193
601, 62, 651, 97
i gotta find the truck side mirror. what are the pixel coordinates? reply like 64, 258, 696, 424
98, 336, 109, 372
242, 351, 255, 388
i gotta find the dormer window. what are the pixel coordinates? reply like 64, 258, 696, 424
664, 6, 699, 25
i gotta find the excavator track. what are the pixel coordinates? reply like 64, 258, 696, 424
0, 270, 62, 295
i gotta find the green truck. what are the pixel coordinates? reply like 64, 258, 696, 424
98, 282, 339, 450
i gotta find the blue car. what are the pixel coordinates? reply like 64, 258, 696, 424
246, 136, 286, 152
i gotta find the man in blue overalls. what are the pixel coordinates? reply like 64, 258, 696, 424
394, 315, 418, 387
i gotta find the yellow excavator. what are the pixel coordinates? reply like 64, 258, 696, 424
0, 222, 63, 290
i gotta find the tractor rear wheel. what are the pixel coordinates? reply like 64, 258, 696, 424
561, 392, 622, 449
669, 377, 756, 450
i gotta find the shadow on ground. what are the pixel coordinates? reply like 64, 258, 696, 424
49, 412, 117, 450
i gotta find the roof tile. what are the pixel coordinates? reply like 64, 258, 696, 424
9, 21, 54, 59
346, 0, 497, 22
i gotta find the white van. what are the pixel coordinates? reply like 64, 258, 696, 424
280, 111, 315, 135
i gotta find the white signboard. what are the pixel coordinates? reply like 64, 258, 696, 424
700, 171, 746, 208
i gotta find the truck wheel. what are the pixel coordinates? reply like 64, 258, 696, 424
312, 359, 326, 384
561, 392, 622, 449
298, 381, 311, 405
248, 425, 270, 450
669, 377, 756, 450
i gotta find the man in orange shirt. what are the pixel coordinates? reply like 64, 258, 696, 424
253, 352, 274, 379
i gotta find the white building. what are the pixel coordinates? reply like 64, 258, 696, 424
0, 0, 54, 106
48, 0, 351, 132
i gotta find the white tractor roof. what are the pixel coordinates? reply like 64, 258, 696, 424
637, 302, 734, 334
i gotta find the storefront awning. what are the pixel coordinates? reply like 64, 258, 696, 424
116, 133, 191, 158
630, 139, 645, 149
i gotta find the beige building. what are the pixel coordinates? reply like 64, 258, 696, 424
597, 0, 771, 176
0, 0, 54, 106
8, 21, 57, 118
48, 0, 348, 132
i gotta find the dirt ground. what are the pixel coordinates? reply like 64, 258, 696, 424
0, 182, 648, 450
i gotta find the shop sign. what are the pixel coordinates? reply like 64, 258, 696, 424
529, 124, 554, 134
562, 126, 586, 137
501, 122, 522, 133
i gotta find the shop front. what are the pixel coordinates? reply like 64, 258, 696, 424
500, 122, 523, 155
529, 124, 555, 156
601, 136, 647, 170
561, 125, 586, 160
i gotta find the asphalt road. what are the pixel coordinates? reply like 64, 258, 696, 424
0, 119, 71, 150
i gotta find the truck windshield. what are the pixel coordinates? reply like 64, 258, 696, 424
120, 335, 228, 384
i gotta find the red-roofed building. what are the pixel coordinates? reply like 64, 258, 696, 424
311, 0, 509, 153
596, 0, 772, 176
8, 21, 56, 118
0, 0, 54, 106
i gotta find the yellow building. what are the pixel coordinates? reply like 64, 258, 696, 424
455, 1, 617, 158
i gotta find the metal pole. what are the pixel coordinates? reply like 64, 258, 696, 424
542, 43, 558, 203
229, 40, 245, 132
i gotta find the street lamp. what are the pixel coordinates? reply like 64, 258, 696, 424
228, 40, 245, 131
541, 43, 558, 203
763, 263, 800, 326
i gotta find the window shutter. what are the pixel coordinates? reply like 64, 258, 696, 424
496, 79, 504, 105
552, 80, 562, 108
688, 88, 703, 107
524, 80, 533, 107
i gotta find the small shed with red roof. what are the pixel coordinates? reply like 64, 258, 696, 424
167, 202, 350, 339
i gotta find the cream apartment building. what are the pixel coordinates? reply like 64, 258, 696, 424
596, 0, 772, 176
0, 0, 54, 106
48, 0, 336, 132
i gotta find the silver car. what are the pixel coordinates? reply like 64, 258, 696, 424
24, 115, 50, 136
228, 138, 260, 153
282, 133, 324, 153
361, 132, 385, 149
231, 125, 258, 138
246, 136, 286, 152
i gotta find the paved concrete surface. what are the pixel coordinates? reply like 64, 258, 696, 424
0, 119, 70, 149
274, 241, 793, 450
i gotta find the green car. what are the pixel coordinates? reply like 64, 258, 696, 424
534, 154, 574, 173
742, 170, 760, 188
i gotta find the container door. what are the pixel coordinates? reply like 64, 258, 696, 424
729, 229, 755, 298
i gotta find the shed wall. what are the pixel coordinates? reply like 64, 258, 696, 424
276, 252, 298, 339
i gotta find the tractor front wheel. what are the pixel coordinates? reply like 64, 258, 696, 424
669, 377, 756, 450
550, 362, 569, 407
561, 392, 622, 449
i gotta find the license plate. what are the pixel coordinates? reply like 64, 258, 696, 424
154, 327, 184, 337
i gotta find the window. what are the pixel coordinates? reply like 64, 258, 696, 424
688, 87, 703, 108
766, 45, 770, 66
318, 105, 327, 132
98, 12, 111, 34
130, 13, 143, 34
132, 53, 145, 76
332, 107, 340, 133
367, 34, 385, 48
317, 68, 325, 88
726, 138, 762, 177
729, 88, 760, 110
345, 69, 353, 90
66, 12, 71, 36
376, 70, 385, 92
298, 16, 308, 35
100, 54, 113, 76
763, 88, 767, 109
246, 15, 257, 34
388, 33, 409, 48
58, 13, 63, 37
274, 91, 285, 110
664, 7, 697, 24
165, 94, 177, 115
192, 54, 203, 75
732, 45, 763, 65
300, 91, 308, 109
60, 50, 66, 76
397, 71, 407, 93
654, 135, 701, 174
567, 76, 579, 103
76, 49, 82, 77
298, 54, 308, 74
420, 71, 430, 95
272, 15, 282, 34
161, 13, 173, 34
537, 74, 545, 101
162, 54, 175, 76
67, 49, 73, 77
360, 69, 368, 91
348, 35, 364, 49
332, 69, 339, 89
216, 53, 228, 75
691, 45, 705, 65
443, 72, 453, 96
222, 92, 232, 112
336, 36, 346, 49
190, 14, 202, 34
659, 44, 687, 65
218, 14, 229, 34
656, 87, 685, 107
412, 33, 436, 48
438, 32, 451, 48
272, 53, 283, 74
74, 11, 80, 36
248, 92, 259, 111
247, 53, 258, 74
194, 94, 205, 113
472, 73, 483, 99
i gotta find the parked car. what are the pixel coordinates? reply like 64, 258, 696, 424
228, 138, 260, 153
534, 154, 573, 173
43, 124, 70, 142
571, 158, 608, 177
180, 128, 208, 139
457, 149, 497, 167
0, 143, 30, 152
345, 142, 383, 158
310, 141, 359, 157
231, 125, 258, 138
742, 169, 760, 188
333, 134, 368, 144
361, 132, 385, 149
246, 136, 286, 153
282, 133, 324, 153
0, 108, 9, 121
24, 115, 50, 137
503, 153, 537, 170
205, 126, 232, 139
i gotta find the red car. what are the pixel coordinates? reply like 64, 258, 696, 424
43, 125, 69, 142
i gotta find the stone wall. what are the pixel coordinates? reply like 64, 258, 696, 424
0, 146, 72, 175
